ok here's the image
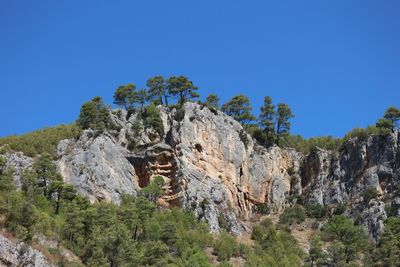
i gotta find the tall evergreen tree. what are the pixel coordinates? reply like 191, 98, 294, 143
113, 84, 137, 110
167, 76, 199, 106
146, 76, 168, 106
276, 103, 294, 145
48, 181, 76, 214
205, 94, 220, 109
259, 96, 276, 145
307, 235, 326, 267
221, 95, 256, 127
375, 217, 400, 266
77, 97, 110, 131
383, 106, 400, 132
33, 153, 59, 198
136, 89, 147, 112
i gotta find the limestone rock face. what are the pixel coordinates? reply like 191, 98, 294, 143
304, 134, 399, 205
166, 103, 302, 233
5, 103, 398, 238
3, 152, 34, 188
56, 129, 138, 203
0, 235, 53, 267
302, 133, 399, 239
50, 103, 399, 237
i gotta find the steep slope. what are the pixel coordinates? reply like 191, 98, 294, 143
5, 103, 399, 239
301, 133, 399, 239
53, 103, 301, 233
0, 235, 54, 267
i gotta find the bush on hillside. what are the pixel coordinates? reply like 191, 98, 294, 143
279, 204, 305, 225
305, 203, 327, 219
0, 124, 81, 157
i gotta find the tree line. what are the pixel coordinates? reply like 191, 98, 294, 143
77, 75, 399, 152
77, 75, 297, 147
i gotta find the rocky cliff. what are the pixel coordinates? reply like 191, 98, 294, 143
301, 133, 399, 239
7, 103, 399, 239
0, 235, 53, 267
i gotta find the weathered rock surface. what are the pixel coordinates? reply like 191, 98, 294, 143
56, 130, 138, 203
3, 152, 34, 188
0, 235, 53, 267
302, 133, 399, 239
4, 103, 399, 239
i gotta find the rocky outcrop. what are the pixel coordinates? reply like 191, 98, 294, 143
163, 103, 301, 233
302, 134, 399, 205
301, 133, 399, 240
0, 235, 53, 267
52, 103, 300, 233
3, 152, 34, 189
5, 103, 398, 238
56, 130, 138, 203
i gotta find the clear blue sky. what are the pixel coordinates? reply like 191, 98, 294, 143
1, 1, 399, 138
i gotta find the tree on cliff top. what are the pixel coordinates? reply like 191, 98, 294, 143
146, 75, 168, 106
276, 103, 294, 145
113, 84, 137, 110
221, 94, 256, 127
205, 94, 220, 109
77, 97, 110, 131
259, 96, 276, 146
167, 76, 199, 106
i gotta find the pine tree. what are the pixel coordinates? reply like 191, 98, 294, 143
77, 97, 110, 131
259, 96, 276, 146
383, 106, 400, 132
276, 103, 294, 145
113, 84, 136, 110
205, 94, 220, 109
136, 89, 147, 112
167, 76, 199, 106
221, 95, 256, 127
33, 153, 58, 198
146, 76, 168, 106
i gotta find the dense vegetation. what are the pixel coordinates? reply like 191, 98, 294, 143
2, 152, 398, 266
0, 124, 81, 157
0, 154, 309, 266
273, 202, 400, 267
250, 218, 304, 266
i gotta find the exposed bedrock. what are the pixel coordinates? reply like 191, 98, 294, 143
8, 102, 398, 238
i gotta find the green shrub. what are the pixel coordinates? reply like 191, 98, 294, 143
252, 203, 270, 215
374, 217, 400, 266
321, 215, 369, 265
0, 124, 82, 157
218, 213, 231, 232
333, 203, 347, 215
311, 220, 320, 230
280, 134, 342, 154
77, 96, 111, 131
144, 103, 164, 137
251, 225, 265, 242
305, 203, 327, 219
343, 125, 390, 141
252, 223, 304, 267
181, 247, 212, 267
279, 205, 305, 225
362, 187, 379, 203
213, 232, 239, 261
174, 107, 186, 122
